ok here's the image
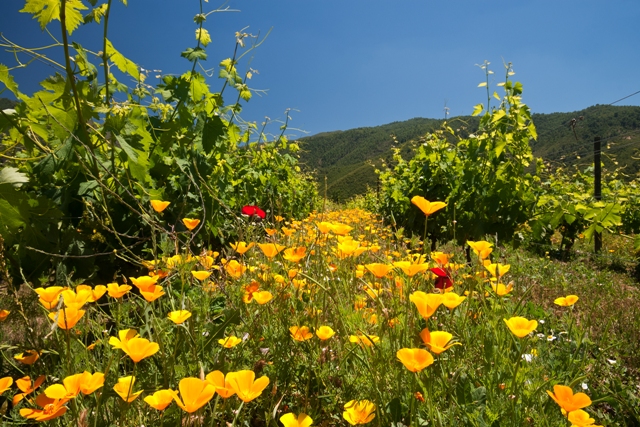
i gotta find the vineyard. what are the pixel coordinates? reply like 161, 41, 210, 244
1, 1, 640, 426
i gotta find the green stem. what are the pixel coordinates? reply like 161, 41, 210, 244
231, 401, 244, 427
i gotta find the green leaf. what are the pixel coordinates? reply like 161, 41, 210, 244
240, 88, 251, 102
202, 116, 225, 154
0, 64, 24, 99
84, 3, 108, 24
195, 28, 211, 47
20, 0, 87, 34
471, 103, 484, 117
105, 39, 140, 80
115, 134, 138, 163
181, 47, 208, 62
634, 235, 640, 254
491, 110, 506, 123
0, 167, 29, 186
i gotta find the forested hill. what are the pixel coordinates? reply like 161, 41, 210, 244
298, 105, 640, 201
0, 98, 18, 110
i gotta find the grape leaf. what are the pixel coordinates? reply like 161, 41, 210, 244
105, 39, 140, 80
20, 0, 88, 34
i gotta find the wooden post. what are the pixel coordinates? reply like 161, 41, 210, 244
594, 136, 602, 253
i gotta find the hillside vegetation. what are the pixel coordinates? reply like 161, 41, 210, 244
299, 105, 640, 201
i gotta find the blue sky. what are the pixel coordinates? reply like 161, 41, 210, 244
1, 0, 639, 138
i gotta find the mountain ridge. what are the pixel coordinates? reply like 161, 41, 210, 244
297, 104, 640, 201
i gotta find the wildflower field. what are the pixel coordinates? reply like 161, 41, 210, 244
1, 200, 639, 426
1, 1, 640, 425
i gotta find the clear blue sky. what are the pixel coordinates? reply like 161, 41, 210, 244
1, 0, 639, 138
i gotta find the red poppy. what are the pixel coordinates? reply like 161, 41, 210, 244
430, 267, 453, 290
241, 205, 266, 219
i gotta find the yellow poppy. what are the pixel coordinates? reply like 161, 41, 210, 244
316, 326, 335, 340
554, 295, 579, 307
144, 389, 175, 410
113, 376, 143, 402
44, 372, 104, 399
34, 286, 66, 310
491, 282, 513, 296
420, 330, 461, 354
170, 377, 216, 413
441, 292, 466, 310
504, 316, 538, 338
107, 283, 131, 299
396, 348, 434, 372
290, 326, 314, 342
283, 247, 307, 263
140, 285, 166, 302
13, 375, 45, 405
19, 393, 68, 422
258, 243, 286, 258
280, 413, 313, 427
205, 371, 236, 398
167, 310, 192, 324
467, 241, 493, 260
182, 218, 201, 231
349, 334, 380, 347
191, 270, 212, 281
0, 377, 13, 394
343, 399, 376, 425
411, 196, 447, 216
150, 200, 170, 213
230, 241, 255, 254
409, 291, 443, 319
218, 336, 243, 348
567, 409, 600, 427
364, 263, 394, 278
48, 307, 85, 330
392, 261, 429, 277
252, 291, 273, 305
129, 275, 159, 292
226, 370, 270, 403
546, 385, 592, 413
225, 259, 247, 279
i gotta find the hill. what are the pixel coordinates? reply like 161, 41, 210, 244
0, 97, 18, 111
298, 105, 640, 200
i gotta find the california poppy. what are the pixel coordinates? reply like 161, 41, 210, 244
14, 350, 39, 365
226, 370, 270, 403
0, 310, 10, 321
290, 326, 314, 342
19, 393, 68, 421
167, 310, 192, 324
150, 200, 170, 213
113, 376, 142, 402
504, 317, 538, 338
205, 371, 236, 398
280, 413, 313, 427
343, 400, 376, 425
554, 295, 579, 307
316, 326, 335, 340
546, 385, 592, 413
171, 378, 216, 413
411, 196, 447, 217
144, 389, 175, 410
0, 377, 13, 394
396, 348, 434, 372
182, 218, 201, 231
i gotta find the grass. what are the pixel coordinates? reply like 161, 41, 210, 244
0, 209, 639, 426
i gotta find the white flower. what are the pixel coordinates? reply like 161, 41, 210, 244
581, 382, 588, 390
522, 354, 533, 363
607, 358, 617, 365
